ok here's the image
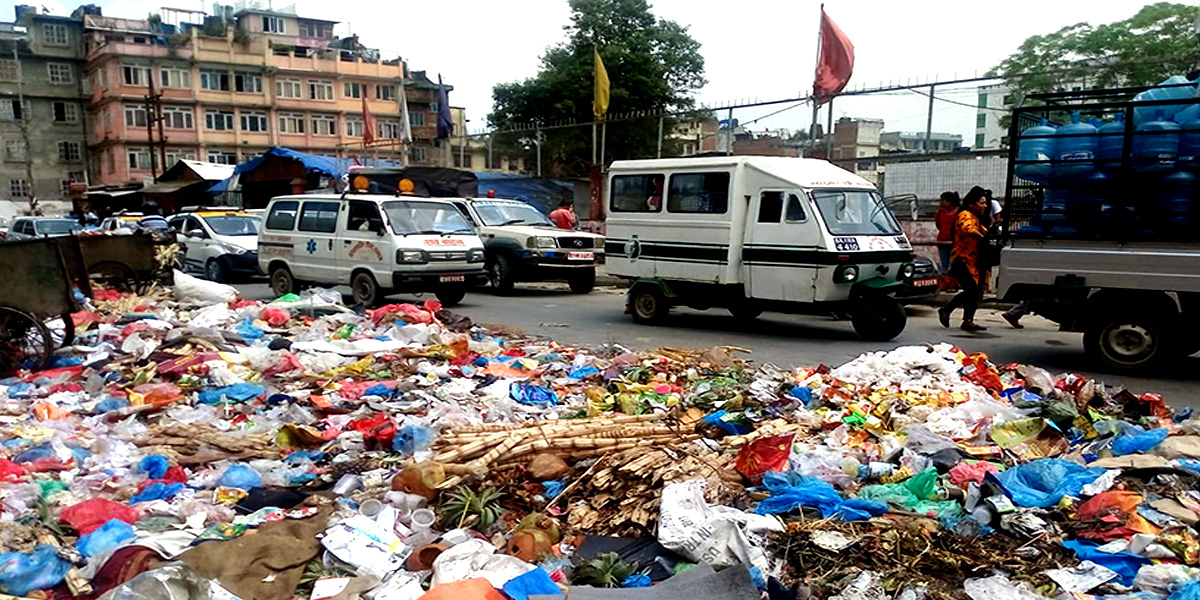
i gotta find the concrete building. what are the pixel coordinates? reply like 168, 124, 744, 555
975, 83, 1014, 149
671, 118, 718, 156
447, 106, 527, 174
82, 3, 448, 186
733, 135, 802, 157
879, 131, 963, 153
0, 6, 88, 216
832, 117, 883, 160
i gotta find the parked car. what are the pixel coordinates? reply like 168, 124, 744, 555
5, 217, 82, 241
0, 217, 8, 240
168, 209, 261, 283
895, 255, 940, 304
99, 213, 145, 232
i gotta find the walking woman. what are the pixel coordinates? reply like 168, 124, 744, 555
938, 187, 990, 332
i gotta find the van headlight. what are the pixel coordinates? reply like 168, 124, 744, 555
468, 249, 485, 263
834, 265, 859, 283
397, 249, 429, 264
900, 263, 915, 279
527, 236, 557, 248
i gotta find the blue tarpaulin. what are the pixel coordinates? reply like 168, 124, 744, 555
209, 147, 402, 193
474, 172, 577, 215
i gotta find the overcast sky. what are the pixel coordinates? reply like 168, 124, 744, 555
26, 0, 1189, 145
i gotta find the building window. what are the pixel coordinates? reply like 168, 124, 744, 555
376, 84, 395, 101
47, 63, 73, 85
58, 141, 81, 162
311, 115, 337, 136
279, 113, 306, 134
345, 118, 364, 137
298, 20, 332, 38
105, 149, 115, 173
240, 110, 268, 132
200, 70, 230, 91
97, 68, 107, 89
52, 102, 78, 123
0, 99, 29, 121
976, 113, 987, 129
0, 59, 17, 82
977, 93, 988, 108
4, 140, 27, 162
207, 149, 238, 165
262, 15, 285, 34
1002, 93, 1016, 106
160, 67, 190, 89
976, 133, 986, 148
127, 147, 152, 170
121, 64, 150, 86
124, 104, 147, 128
234, 72, 262, 93
162, 106, 193, 129
309, 79, 333, 101
276, 77, 301, 98
43, 23, 69, 46
408, 111, 424, 126
60, 180, 71, 195
205, 109, 234, 131
378, 120, 400, 139
9, 178, 30, 198
343, 82, 364, 98
410, 147, 427, 163
430, 102, 439, 114
164, 149, 197, 164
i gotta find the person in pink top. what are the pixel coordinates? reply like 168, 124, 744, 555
548, 199, 577, 230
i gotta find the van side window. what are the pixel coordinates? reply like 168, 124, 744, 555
758, 192, 784, 223
668, 172, 729, 213
266, 201, 299, 230
347, 201, 384, 232
610, 174, 664, 212
785, 193, 807, 222
298, 201, 339, 233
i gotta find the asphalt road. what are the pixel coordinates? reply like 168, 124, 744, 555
234, 281, 1200, 408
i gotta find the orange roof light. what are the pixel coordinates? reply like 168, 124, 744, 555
398, 179, 415, 194
351, 176, 370, 192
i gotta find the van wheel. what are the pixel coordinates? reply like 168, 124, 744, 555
204, 258, 228, 283
351, 272, 382, 307
630, 284, 669, 325
1084, 312, 1170, 372
489, 255, 516, 294
435, 287, 466, 307
728, 304, 763, 320
269, 266, 296, 297
849, 294, 906, 341
568, 269, 595, 294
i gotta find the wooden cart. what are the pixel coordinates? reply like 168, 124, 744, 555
0, 238, 80, 373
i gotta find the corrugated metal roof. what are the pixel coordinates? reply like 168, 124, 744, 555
178, 160, 235, 182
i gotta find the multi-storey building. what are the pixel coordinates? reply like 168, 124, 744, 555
0, 6, 88, 215
879, 130, 963, 153
81, 4, 448, 186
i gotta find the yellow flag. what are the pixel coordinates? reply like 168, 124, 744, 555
594, 47, 610, 121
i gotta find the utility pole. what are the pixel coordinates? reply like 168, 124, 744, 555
143, 71, 164, 179
923, 83, 936, 153
656, 114, 663, 158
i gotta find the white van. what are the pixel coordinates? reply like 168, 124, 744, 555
257, 192, 486, 306
606, 156, 915, 340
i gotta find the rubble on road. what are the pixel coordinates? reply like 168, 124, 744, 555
3, 275, 1200, 600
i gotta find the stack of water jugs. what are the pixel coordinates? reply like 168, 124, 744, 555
1015, 75, 1200, 236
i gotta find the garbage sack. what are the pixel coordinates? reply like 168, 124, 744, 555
1169, 582, 1200, 600
217, 464, 262, 491
96, 564, 240, 600
990, 458, 1105, 508
754, 471, 887, 521
429, 538, 534, 588
1062, 539, 1150, 586
77, 519, 137, 558
0, 545, 73, 596
658, 479, 782, 573
1113, 426, 1171, 456
963, 574, 1044, 600
60, 497, 140, 534
173, 270, 238, 304
511, 384, 557, 407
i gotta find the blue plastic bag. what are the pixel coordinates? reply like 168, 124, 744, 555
94, 396, 130, 414
701, 410, 753, 436
511, 383, 557, 407
363, 384, 394, 398
503, 568, 561, 600
197, 383, 265, 405
788, 386, 814, 406
217, 464, 262, 490
1111, 426, 1170, 456
139, 455, 169, 479
76, 519, 136, 558
1061, 539, 1149, 586
542, 480, 565, 499
0, 545, 72, 596
392, 425, 435, 455
1169, 581, 1200, 600
235, 318, 264, 341
622, 574, 652, 588
129, 482, 183, 504
568, 365, 601, 379
990, 458, 1105, 508
755, 471, 843, 517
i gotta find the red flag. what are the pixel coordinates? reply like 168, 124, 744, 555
813, 8, 854, 104
362, 94, 376, 145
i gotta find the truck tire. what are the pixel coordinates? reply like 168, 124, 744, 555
1084, 313, 1171, 372
728, 304, 763, 320
849, 294, 906, 341
568, 269, 596, 294
489, 255, 516, 294
629, 284, 669, 325
351, 272, 382, 307
269, 265, 296, 297
435, 287, 466, 307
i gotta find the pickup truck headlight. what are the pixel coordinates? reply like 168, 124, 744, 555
527, 236, 557, 248
397, 249, 429, 264
468, 249, 485, 263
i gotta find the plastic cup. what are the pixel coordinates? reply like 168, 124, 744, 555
410, 508, 436, 532
332, 474, 364, 496
359, 498, 384, 517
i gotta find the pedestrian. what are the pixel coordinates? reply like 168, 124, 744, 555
938, 188, 990, 332
1003, 300, 1029, 329
935, 191, 960, 272
548, 199, 577, 230
983, 189, 1003, 234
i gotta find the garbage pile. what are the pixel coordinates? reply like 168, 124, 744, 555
2, 273, 1200, 600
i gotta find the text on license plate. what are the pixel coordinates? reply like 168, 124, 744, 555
439, 275, 465, 283
567, 252, 594, 261
913, 278, 938, 287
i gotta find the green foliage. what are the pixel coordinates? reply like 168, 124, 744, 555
488, 0, 707, 176
992, 3, 1200, 100
572, 552, 638, 588
439, 486, 504, 529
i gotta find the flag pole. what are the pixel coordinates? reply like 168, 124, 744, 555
810, 4, 824, 149
592, 42, 598, 166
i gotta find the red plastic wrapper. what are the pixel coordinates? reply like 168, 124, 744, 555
24, 366, 83, 382
230, 300, 259, 309
92, 289, 126, 302
347, 413, 396, 448
0, 458, 27, 482
735, 433, 795, 485
71, 311, 100, 329
961, 353, 1003, 394
60, 498, 139, 534
1074, 490, 1159, 542
369, 303, 435, 325
261, 307, 290, 327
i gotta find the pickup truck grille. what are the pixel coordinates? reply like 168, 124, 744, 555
558, 237, 595, 249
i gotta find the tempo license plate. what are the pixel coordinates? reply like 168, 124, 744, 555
439, 275, 465, 283
913, 277, 938, 287
567, 252, 594, 261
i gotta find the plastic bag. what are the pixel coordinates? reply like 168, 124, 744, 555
991, 458, 1105, 508
858, 468, 961, 517
76, 519, 136, 557
948, 461, 1002, 487
217, 464, 262, 491
139, 455, 169, 479
60, 498, 139, 534
1113, 426, 1171, 456
1063, 539, 1150, 586
0, 545, 72, 596
393, 425, 436, 455
1135, 564, 1200, 595
1168, 581, 1200, 600
130, 481, 184, 504
197, 383, 265, 405
173, 270, 238, 304
510, 384, 557, 407
963, 574, 1044, 600
754, 471, 887, 521
736, 434, 795, 484
261, 307, 290, 327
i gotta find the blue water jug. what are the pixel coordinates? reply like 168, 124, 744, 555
1133, 111, 1180, 174
1054, 112, 1097, 181
1179, 117, 1200, 172
1133, 75, 1196, 125
1040, 186, 1069, 228
1097, 113, 1127, 174
1160, 171, 1196, 228
1080, 171, 1110, 223
1016, 119, 1056, 184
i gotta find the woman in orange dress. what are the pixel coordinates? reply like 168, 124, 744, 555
938, 189, 989, 332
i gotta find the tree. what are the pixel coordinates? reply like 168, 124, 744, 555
992, 3, 1200, 100
488, 0, 706, 177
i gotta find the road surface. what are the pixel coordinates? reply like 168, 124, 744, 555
234, 281, 1200, 408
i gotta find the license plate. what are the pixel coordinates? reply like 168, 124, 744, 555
439, 275, 465, 283
567, 252, 594, 261
913, 278, 938, 287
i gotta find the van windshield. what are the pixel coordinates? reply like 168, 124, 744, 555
473, 201, 553, 227
811, 190, 902, 235
383, 201, 474, 235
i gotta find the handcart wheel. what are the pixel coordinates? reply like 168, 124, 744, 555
0, 307, 53, 374
88, 261, 142, 294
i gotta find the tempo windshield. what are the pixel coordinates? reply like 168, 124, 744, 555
473, 201, 553, 227
383, 201, 474, 235
811, 190, 902, 236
